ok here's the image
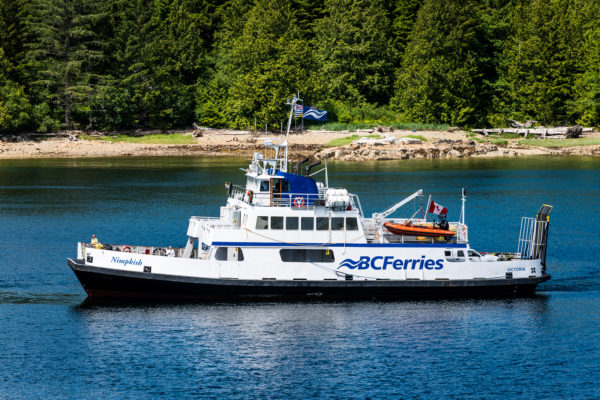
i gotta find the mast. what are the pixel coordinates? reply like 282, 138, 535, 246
284, 95, 301, 172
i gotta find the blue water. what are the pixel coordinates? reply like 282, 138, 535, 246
1, 156, 600, 398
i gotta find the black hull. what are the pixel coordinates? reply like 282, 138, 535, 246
68, 258, 551, 301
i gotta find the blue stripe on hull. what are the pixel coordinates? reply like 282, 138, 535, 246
211, 241, 467, 248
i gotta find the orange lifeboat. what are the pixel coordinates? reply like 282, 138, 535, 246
383, 222, 456, 238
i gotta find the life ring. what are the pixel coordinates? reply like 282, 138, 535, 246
123, 246, 131, 253
246, 190, 253, 203
293, 196, 305, 208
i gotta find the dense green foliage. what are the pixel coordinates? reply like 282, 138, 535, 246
1, 0, 600, 133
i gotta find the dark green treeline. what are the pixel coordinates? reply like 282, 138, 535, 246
1, 0, 599, 133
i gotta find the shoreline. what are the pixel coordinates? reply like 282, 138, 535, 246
1, 128, 599, 160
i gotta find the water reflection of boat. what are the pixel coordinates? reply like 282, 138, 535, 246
67, 96, 552, 300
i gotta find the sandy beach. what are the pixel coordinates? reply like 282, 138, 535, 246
1, 128, 599, 160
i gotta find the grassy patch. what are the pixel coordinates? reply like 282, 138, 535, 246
518, 137, 600, 148
469, 131, 521, 139
318, 122, 374, 131
405, 134, 428, 142
315, 121, 448, 132
81, 133, 196, 144
390, 122, 448, 131
472, 137, 508, 145
498, 132, 522, 139
489, 138, 508, 145
325, 134, 382, 147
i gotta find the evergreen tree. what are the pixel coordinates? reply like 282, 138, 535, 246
0, 48, 31, 132
314, 0, 395, 105
387, 0, 423, 62
198, 0, 320, 129
392, 0, 488, 126
494, 0, 590, 125
572, 21, 600, 126
23, 0, 106, 130
0, 0, 27, 81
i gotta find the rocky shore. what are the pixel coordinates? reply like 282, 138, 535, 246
1, 129, 599, 160
315, 138, 600, 161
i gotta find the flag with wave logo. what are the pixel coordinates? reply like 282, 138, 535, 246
295, 105, 327, 121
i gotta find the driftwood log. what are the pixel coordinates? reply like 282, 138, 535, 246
472, 126, 590, 139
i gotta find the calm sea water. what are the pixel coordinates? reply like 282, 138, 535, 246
1, 156, 599, 399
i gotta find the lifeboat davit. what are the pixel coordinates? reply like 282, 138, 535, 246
383, 222, 456, 238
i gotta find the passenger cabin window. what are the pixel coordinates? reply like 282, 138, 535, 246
316, 217, 329, 231
286, 217, 299, 230
280, 249, 335, 263
215, 247, 244, 261
271, 216, 283, 230
256, 216, 268, 230
301, 217, 314, 230
331, 217, 344, 230
260, 181, 269, 192
346, 218, 358, 231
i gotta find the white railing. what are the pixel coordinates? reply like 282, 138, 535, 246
349, 193, 364, 216
85, 243, 194, 258
272, 192, 322, 208
228, 185, 247, 202
190, 216, 240, 230
517, 217, 548, 260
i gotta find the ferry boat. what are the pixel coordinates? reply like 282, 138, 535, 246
67, 96, 552, 300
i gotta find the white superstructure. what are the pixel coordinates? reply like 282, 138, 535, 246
70, 96, 551, 299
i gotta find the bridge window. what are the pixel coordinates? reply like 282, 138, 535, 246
346, 218, 358, 230
260, 181, 269, 192
280, 249, 335, 263
271, 216, 283, 230
331, 217, 344, 230
316, 217, 329, 231
256, 216, 268, 230
301, 217, 314, 230
286, 217, 299, 230
215, 247, 227, 260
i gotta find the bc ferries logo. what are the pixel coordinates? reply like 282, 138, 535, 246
111, 256, 143, 267
338, 256, 444, 270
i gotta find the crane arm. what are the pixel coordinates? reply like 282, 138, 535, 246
373, 189, 423, 220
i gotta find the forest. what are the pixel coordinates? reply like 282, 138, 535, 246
1, 0, 599, 134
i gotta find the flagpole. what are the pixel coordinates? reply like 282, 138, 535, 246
460, 188, 466, 226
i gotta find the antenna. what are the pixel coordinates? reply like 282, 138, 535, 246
460, 188, 467, 226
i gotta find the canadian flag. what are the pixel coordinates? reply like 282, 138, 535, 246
428, 200, 448, 215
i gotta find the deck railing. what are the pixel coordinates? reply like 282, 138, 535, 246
517, 217, 548, 260
362, 218, 467, 244
84, 243, 194, 258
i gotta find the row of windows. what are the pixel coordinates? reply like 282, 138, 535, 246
256, 216, 359, 231
214, 247, 334, 263
280, 249, 335, 263
248, 177, 289, 193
